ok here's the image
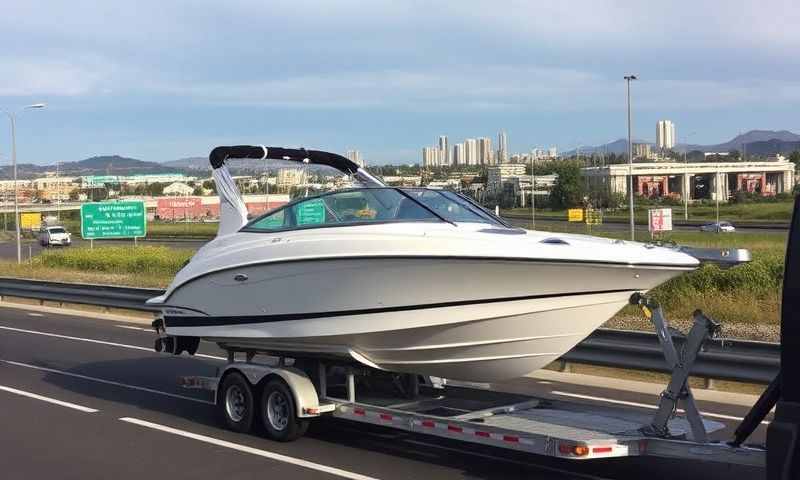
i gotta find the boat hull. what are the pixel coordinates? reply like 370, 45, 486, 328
161, 257, 689, 381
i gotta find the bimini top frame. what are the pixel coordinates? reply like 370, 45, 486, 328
209, 145, 385, 187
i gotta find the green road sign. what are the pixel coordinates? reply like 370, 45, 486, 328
295, 199, 326, 225
80, 201, 146, 239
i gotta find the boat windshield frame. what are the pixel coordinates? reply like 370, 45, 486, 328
240, 187, 506, 233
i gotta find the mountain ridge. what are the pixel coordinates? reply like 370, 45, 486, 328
569, 129, 800, 156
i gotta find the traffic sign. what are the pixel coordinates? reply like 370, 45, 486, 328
585, 209, 603, 225
80, 201, 146, 239
20, 212, 42, 230
567, 208, 584, 222
648, 208, 673, 233
295, 199, 326, 225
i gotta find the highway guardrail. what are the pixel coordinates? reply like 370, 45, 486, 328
0, 278, 779, 384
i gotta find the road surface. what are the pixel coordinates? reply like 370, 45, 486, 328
0, 305, 766, 479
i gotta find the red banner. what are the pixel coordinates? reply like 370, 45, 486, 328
156, 197, 203, 220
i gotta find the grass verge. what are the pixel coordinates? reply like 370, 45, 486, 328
504, 200, 795, 223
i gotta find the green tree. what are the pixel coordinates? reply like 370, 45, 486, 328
202, 180, 217, 194
789, 151, 800, 170
146, 182, 165, 196
548, 162, 585, 209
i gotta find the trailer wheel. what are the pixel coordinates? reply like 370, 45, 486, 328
260, 379, 309, 442
219, 372, 255, 433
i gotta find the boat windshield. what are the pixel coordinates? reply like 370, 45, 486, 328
243, 187, 504, 232
400, 188, 507, 225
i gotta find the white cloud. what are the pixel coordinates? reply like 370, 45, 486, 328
1, 0, 799, 112
0, 58, 107, 96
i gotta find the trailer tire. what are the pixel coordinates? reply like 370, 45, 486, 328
219, 372, 255, 433
260, 378, 309, 442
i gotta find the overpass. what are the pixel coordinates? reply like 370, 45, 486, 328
584, 160, 796, 201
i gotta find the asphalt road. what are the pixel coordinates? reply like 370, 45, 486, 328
0, 305, 767, 479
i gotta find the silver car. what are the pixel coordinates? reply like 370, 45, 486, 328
39, 226, 72, 246
700, 221, 735, 233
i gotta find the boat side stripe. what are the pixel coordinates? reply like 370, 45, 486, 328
164, 288, 637, 328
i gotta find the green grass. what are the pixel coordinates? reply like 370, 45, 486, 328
146, 222, 218, 238
36, 246, 194, 276
630, 231, 784, 326
504, 201, 794, 224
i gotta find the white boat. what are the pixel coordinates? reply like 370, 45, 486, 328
148, 146, 699, 382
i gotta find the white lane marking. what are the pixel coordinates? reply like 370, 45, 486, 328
115, 325, 152, 332
0, 325, 225, 361
0, 384, 98, 413
27, 313, 44, 317
551, 390, 770, 425
1, 359, 215, 405
119, 417, 381, 480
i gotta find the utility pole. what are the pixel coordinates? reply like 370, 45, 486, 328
624, 75, 638, 241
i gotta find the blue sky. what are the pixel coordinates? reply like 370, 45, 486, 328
2, 0, 799, 165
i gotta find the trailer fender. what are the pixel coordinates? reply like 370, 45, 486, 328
217, 364, 321, 419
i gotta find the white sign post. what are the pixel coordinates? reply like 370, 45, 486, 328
648, 208, 673, 239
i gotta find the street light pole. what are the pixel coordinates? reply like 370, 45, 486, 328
3, 103, 47, 264
683, 131, 696, 221
530, 153, 535, 230
624, 75, 637, 241
10, 113, 20, 263
56, 159, 61, 221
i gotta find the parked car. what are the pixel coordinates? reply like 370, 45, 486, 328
39, 225, 72, 246
700, 221, 735, 233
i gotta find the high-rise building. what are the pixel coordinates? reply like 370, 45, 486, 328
497, 131, 508, 163
346, 150, 364, 167
422, 147, 438, 167
548, 147, 558, 159
438, 136, 450, 166
453, 143, 465, 165
656, 120, 676, 150
478, 137, 493, 165
465, 138, 478, 165
632, 143, 652, 160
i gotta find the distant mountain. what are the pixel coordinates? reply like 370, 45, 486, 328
0, 155, 181, 180
58, 155, 177, 176
741, 139, 800, 156
573, 130, 800, 157
564, 138, 651, 156
680, 130, 800, 153
162, 157, 208, 170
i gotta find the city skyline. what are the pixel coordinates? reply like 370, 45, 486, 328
423, 131, 559, 167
